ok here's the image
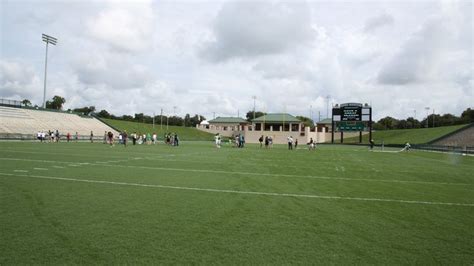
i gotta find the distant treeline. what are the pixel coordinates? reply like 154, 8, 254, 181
373, 108, 473, 130
94, 109, 205, 127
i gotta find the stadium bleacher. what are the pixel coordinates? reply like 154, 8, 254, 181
0, 106, 119, 139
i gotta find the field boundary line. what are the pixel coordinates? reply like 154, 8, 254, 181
1, 172, 473, 207
0, 157, 471, 187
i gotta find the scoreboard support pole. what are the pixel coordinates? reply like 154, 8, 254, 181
359, 131, 362, 143
331, 120, 335, 144
369, 107, 372, 143
340, 131, 343, 143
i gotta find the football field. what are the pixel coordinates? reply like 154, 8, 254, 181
1, 141, 473, 264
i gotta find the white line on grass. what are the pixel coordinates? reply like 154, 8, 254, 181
33, 168, 48, 171
0, 157, 471, 187
13, 170, 28, 173
0, 172, 472, 207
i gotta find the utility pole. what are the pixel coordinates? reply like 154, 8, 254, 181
252, 95, 257, 120
153, 112, 155, 129
425, 107, 430, 128
160, 108, 163, 130
432, 109, 435, 128
326, 95, 330, 119
42, 34, 57, 108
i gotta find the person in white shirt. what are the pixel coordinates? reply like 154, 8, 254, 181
152, 133, 157, 144
215, 133, 221, 148
287, 136, 294, 150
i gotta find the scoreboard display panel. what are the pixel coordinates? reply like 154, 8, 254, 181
341, 106, 362, 121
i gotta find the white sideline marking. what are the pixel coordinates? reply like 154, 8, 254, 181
0, 157, 471, 187
53, 166, 65, 169
33, 168, 48, 171
0, 172, 473, 207
14, 170, 28, 173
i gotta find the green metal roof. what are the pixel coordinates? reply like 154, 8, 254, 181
208, 117, 248, 124
252, 113, 301, 123
317, 118, 332, 124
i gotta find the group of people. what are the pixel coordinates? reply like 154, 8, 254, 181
36, 130, 79, 143
258, 135, 274, 148
101, 131, 180, 147
164, 133, 179, 146
232, 134, 245, 148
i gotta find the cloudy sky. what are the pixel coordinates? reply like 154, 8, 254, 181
1, 0, 472, 121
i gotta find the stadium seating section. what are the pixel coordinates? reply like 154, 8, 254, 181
0, 106, 118, 138
431, 124, 474, 147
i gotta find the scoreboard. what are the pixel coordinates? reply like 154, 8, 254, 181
331, 102, 373, 143
332, 103, 371, 131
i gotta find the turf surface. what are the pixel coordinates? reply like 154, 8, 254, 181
1, 141, 473, 264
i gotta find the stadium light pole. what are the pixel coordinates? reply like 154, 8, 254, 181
42, 34, 57, 108
425, 107, 430, 128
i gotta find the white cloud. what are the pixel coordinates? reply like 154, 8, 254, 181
363, 13, 394, 33
200, 1, 315, 62
0, 60, 41, 101
86, 1, 154, 53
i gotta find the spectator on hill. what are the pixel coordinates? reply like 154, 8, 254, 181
295, 139, 298, 149
67, 132, 71, 142
152, 133, 157, 144
103, 131, 107, 144
265, 136, 269, 148
259, 135, 264, 148
75, 132, 78, 142
90, 131, 94, 143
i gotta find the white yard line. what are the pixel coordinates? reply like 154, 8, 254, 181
0, 157, 471, 187
33, 168, 48, 171
0, 172, 472, 207
13, 170, 28, 173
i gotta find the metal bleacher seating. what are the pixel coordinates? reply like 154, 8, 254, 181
0, 106, 118, 139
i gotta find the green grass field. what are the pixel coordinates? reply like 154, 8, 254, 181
344, 124, 468, 145
102, 118, 213, 141
1, 141, 473, 264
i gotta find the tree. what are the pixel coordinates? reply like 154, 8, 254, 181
246, 111, 266, 122
45, 95, 66, 110
73, 106, 96, 115
190, 114, 205, 127
184, 114, 192, 127
377, 116, 399, 130
406, 117, 421, 128
21, 99, 32, 107
97, 109, 111, 118
460, 108, 474, 123
296, 116, 314, 127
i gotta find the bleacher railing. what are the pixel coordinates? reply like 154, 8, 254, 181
0, 99, 22, 107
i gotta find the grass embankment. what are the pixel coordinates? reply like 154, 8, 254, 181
102, 118, 213, 141
344, 124, 467, 145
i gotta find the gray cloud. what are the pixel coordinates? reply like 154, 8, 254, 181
0, 60, 40, 99
363, 13, 394, 32
200, 1, 315, 62
377, 17, 461, 85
